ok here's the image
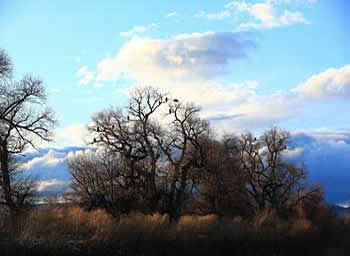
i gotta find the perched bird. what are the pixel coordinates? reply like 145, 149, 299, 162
165, 97, 168, 102
253, 137, 256, 141
97, 126, 100, 132
127, 115, 130, 121
112, 125, 114, 129
169, 109, 172, 114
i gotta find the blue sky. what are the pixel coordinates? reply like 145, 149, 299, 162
1, 0, 349, 204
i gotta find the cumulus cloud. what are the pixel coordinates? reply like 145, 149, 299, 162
282, 146, 304, 158
195, 10, 231, 20
120, 23, 158, 37
54, 124, 88, 148
25, 124, 89, 150
94, 30, 350, 133
21, 149, 66, 170
293, 65, 350, 100
167, 12, 178, 17
77, 66, 95, 85
19, 147, 91, 193
195, 65, 347, 132
208, 90, 302, 134
67, 148, 96, 160
37, 179, 70, 192
110, 79, 300, 134
92, 19, 346, 134
226, 0, 310, 30
120, 81, 303, 135
162, 64, 349, 133
96, 31, 257, 83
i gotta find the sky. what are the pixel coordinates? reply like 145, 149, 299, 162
1, 0, 349, 204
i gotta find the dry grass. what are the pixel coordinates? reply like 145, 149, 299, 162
0, 206, 349, 256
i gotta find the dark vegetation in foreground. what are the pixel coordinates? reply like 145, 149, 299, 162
0, 206, 350, 256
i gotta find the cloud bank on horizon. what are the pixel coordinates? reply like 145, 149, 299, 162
19, 130, 350, 205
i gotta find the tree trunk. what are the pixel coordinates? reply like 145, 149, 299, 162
0, 150, 17, 215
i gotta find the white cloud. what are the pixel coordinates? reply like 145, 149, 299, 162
93, 25, 346, 134
18, 147, 92, 193
195, 10, 231, 20
226, 0, 310, 30
219, 63, 348, 132
293, 128, 350, 144
96, 31, 257, 83
121, 81, 300, 134
37, 179, 69, 192
120, 23, 158, 37
337, 201, 350, 208
21, 149, 66, 170
67, 148, 96, 160
77, 66, 95, 85
293, 65, 350, 100
279, 10, 309, 25
282, 146, 304, 158
167, 12, 177, 17
54, 124, 88, 148
208, 90, 302, 134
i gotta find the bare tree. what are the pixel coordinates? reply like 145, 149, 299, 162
88, 87, 165, 212
0, 50, 56, 215
0, 154, 38, 211
67, 149, 137, 215
238, 127, 307, 212
198, 135, 250, 217
157, 101, 210, 223
88, 87, 210, 222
